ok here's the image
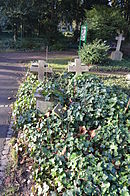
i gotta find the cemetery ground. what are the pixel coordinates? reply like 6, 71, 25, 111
0, 52, 129, 195
0, 51, 77, 194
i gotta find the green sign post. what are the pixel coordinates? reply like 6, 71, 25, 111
79, 23, 87, 49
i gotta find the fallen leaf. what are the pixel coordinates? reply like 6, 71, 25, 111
45, 111, 51, 118
4, 176, 11, 186
89, 130, 96, 138
79, 126, 87, 135
20, 157, 26, 165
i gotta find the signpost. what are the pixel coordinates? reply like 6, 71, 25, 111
79, 23, 87, 49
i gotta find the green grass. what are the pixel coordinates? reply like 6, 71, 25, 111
90, 58, 130, 72
47, 57, 130, 73
48, 57, 75, 71
100, 75, 130, 96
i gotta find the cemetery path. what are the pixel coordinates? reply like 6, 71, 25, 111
0, 51, 77, 63
0, 62, 26, 165
0, 54, 25, 166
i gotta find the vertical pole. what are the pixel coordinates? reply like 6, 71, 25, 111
21, 24, 23, 40
85, 23, 87, 44
79, 25, 82, 50
46, 46, 48, 62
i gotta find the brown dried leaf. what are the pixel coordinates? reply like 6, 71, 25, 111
89, 130, 96, 138
79, 126, 87, 135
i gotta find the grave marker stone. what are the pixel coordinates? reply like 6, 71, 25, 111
34, 88, 54, 113
30, 61, 39, 73
68, 58, 89, 75
38, 60, 52, 82
30, 60, 53, 81
111, 33, 125, 61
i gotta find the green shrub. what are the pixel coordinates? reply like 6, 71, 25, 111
13, 73, 129, 195
85, 5, 128, 41
79, 39, 109, 65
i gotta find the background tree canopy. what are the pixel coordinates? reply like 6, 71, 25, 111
0, 0, 129, 49
86, 5, 128, 42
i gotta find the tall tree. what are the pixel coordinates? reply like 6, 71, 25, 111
110, 0, 130, 23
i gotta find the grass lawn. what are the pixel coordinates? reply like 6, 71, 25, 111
100, 75, 130, 96
48, 56, 130, 73
90, 57, 130, 72
48, 57, 74, 72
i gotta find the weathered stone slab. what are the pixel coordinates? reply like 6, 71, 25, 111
68, 58, 89, 75
68, 65, 89, 74
111, 51, 123, 61
111, 33, 125, 61
34, 88, 54, 113
30, 61, 39, 73
38, 60, 53, 82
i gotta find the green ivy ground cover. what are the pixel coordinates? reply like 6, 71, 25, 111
13, 73, 129, 195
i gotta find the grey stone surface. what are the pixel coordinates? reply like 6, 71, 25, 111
30, 63, 38, 74
0, 61, 25, 164
111, 51, 123, 61
0, 179, 2, 185
1, 159, 8, 166
0, 165, 5, 171
68, 58, 89, 75
34, 88, 54, 113
111, 33, 125, 61
0, 171, 4, 177
115, 33, 125, 51
37, 100, 53, 113
2, 148, 9, 155
30, 60, 53, 81
38, 60, 52, 82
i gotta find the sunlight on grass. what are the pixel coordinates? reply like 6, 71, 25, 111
48, 57, 75, 71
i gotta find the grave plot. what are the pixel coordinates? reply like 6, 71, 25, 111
11, 70, 129, 195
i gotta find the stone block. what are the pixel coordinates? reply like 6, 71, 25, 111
111, 51, 123, 61
34, 88, 54, 113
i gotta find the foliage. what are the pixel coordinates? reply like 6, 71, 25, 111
0, 1, 129, 47
89, 58, 130, 72
13, 74, 39, 118
85, 5, 129, 41
101, 75, 130, 96
79, 39, 109, 65
13, 73, 129, 195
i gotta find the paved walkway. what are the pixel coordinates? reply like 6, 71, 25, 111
0, 62, 26, 164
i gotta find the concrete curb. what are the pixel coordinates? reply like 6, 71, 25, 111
0, 119, 13, 187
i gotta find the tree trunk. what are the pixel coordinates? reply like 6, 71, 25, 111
13, 23, 18, 42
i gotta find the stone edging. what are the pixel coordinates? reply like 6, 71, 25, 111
0, 120, 13, 186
